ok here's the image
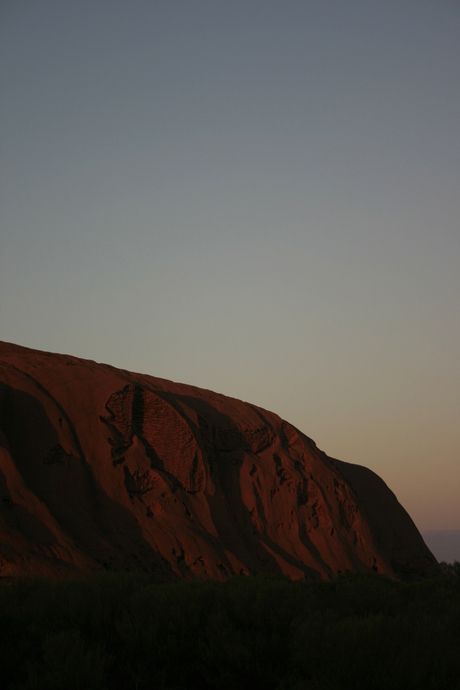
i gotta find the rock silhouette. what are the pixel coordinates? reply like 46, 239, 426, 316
0, 342, 435, 581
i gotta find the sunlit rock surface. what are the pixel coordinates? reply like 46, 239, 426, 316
0, 342, 436, 581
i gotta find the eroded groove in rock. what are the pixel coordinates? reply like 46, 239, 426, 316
102, 385, 135, 462
139, 390, 205, 493
101, 385, 205, 493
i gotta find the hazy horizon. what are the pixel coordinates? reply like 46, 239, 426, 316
422, 530, 460, 565
1, 1, 459, 533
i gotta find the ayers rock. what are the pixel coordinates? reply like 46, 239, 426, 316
0, 342, 435, 582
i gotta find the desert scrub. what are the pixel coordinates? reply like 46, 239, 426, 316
1, 567, 459, 690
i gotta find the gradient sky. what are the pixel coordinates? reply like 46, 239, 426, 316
1, 0, 459, 532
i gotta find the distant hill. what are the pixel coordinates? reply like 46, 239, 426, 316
0, 341, 436, 581
422, 531, 460, 564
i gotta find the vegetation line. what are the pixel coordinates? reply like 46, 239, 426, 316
1, 564, 459, 690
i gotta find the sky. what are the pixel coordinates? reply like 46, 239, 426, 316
1, 0, 459, 533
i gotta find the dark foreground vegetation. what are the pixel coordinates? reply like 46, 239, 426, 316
1, 564, 459, 690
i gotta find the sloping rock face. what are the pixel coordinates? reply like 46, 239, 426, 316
0, 342, 435, 581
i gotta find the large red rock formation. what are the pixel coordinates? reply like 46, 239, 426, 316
0, 342, 435, 581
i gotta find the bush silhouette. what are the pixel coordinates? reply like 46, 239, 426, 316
1, 568, 459, 690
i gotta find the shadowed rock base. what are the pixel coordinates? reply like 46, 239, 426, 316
0, 342, 436, 581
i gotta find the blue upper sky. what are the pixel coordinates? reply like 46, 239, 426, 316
1, 0, 459, 531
